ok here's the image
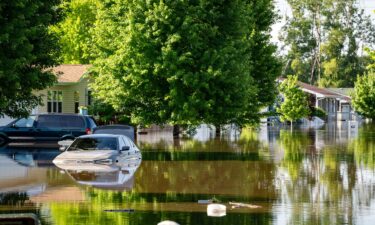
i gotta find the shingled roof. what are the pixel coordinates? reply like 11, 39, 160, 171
51, 64, 91, 83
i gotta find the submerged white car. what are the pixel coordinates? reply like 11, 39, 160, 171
52, 134, 141, 166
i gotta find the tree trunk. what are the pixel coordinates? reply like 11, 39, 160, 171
173, 137, 181, 149
133, 126, 137, 142
173, 124, 180, 139
215, 125, 221, 139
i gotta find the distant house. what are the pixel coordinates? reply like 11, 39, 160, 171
0, 65, 92, 125
326, 88, 354, 120
277, 78, 355, 121
35, 64, 92, 114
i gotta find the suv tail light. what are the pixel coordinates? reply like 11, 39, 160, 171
86, 128, 92, 134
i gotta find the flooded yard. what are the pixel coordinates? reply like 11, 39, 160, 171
0, 122, 374, 224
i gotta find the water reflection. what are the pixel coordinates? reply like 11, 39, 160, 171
0, 154, 47, 194
60, 159, 141, 191
273, 123, 375, 225
0, 123, 374, 224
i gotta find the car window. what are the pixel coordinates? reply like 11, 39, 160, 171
123, 136, 135, 147
14, 116, 36, 128
37, 115, 85, 128
37, 115, 59, 127
68, 137, 119, 151
87, 117, 97, 128
59, 116, 85, 128
122, 136, 129, 147
118, 136, 125, 147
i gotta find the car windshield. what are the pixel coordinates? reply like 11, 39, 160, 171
68, 137, 118, 151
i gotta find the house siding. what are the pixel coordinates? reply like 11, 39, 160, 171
36, 78, 90, 114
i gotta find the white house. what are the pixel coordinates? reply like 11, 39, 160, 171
35, 64, 92, 114
0, 64, 92, 125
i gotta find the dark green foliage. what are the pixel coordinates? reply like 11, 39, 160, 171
351, 71, 375, 119
90, 0, 280, 127
88, 101, 130, 125
0, 0, 60, 117
238, 0, 281, 125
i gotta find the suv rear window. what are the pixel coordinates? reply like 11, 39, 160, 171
87, 117, 97, 129
37, 115, 85, 128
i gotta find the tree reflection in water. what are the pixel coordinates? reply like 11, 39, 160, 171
1, 124, 375, 224
276, 124, 375, 224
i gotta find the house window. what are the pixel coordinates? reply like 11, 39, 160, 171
47, 91, 62, 113
74, 91, 79, 113
87, 90, 92, 106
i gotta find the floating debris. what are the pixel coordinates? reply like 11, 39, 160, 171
229, 202, 261, 209
207, 204, 226, 217
198, 199, 213, 204
157, 220, 179, 225
103, 209, 135, 213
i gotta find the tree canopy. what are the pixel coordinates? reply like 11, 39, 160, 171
280, 0, 375, 87
50, 0, 99, 64
90, 0, 280, 127
368, 48, 375, 71
0, 0, 60, 118
277, 75, 310, 124
351, 71, 375, 120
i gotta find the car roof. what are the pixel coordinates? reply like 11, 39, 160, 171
78, 134, 125, 138
31, 113, 92, 117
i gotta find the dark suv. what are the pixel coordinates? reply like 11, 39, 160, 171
0, 114, 97, 146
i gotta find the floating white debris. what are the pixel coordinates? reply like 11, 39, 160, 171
157, 220, 179, 225
229, 202, 261, 209
207, 203, 226, 217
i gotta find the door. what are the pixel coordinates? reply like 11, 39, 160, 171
35, 115, 64, 142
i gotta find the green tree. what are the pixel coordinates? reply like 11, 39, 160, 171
240, 0, 281, 125
280, 0, 374, 87
368, 48, 375, 70
351, 71, 375, 120
277, 75, 310, 126
0, 0, 60, 118
88, 101, 130, 125
90, 0, 279, 129
50, 0, 99, 64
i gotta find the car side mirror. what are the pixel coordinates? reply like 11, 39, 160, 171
121, 146, 130, 151
11, 123, 18, 128
58, 140, 74, 152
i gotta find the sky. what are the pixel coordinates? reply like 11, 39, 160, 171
271, 0, 375, 43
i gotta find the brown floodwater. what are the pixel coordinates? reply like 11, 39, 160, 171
0, 122, 374, 225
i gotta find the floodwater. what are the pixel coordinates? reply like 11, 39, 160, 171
0, 122, 374, 225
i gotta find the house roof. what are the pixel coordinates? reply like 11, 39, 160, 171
277, 77, 351, 101
327, 88, 354, 97
51, 64, 91, 83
